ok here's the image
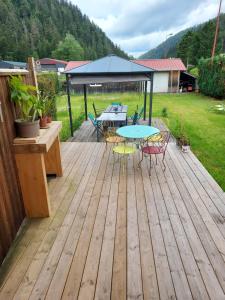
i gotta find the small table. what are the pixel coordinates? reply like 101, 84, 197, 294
116, 125, 159, 139
13, 121, 63, 218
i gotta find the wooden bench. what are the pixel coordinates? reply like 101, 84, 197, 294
13, 121, 63, 218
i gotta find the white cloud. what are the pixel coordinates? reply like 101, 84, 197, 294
70, 0, 225, 57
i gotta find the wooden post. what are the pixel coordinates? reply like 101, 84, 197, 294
149, 73, 154, 126
143, 81, 147, 120
66, 75, 73, 136
84, 84, 88, 121
27, 57, 38, 90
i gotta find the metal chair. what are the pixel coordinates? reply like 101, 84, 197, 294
104, 129, 125, 150
111, 102, 121, 106
92, 102, 103, 118
88, 113, 103, 135
139, 131, 170, 175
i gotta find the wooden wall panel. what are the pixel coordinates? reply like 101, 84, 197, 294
0, 68, 34, 265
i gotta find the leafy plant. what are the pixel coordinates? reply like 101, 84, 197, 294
9, 76, 41, 122
173, 115, 190, 146
161, 107, 168, 118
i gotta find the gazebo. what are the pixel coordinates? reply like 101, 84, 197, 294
64, 54, 155, 136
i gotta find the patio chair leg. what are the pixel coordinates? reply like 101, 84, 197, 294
155, 154, 158, 165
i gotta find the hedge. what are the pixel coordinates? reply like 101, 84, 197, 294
37, 73, 59, 119
198, 55, 225, 99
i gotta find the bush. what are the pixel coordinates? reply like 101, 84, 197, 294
198, 55, 225, 99
37, 73, 59, 119
161, 107, 168, 118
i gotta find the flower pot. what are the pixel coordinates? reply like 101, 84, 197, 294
47, 116, 52, 123
182, 145, 190, 153
15, 119, 40, 138
39, 116, 48, 128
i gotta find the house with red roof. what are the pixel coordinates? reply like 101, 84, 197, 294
36, 58, 67, 73
134, 58, 187, 93
65, 58, 195, 93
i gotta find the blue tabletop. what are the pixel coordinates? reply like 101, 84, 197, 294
116, 125, 160, 139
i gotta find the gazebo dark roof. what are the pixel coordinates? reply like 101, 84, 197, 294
65, 54, 154, 75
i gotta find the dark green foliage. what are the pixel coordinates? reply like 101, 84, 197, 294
198, 55, 225, 99
37, 73, 59, 118
52, 33, 84, 61
161, 107, 168, 118
0, 0, 128, 61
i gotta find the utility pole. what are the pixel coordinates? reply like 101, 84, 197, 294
211, 0, 222, 60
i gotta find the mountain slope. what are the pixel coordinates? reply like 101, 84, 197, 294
140, 14, 225, 60
0, 0, 128, 61
140, 29, 189, 59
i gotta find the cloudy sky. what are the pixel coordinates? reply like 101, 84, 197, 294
71, 0, 225, 57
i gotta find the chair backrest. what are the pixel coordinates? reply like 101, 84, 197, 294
92, 103, 98, 117
88, 113, 96, 126
138, 106, 144, 118
132, 111, 139, 125
158, 131, 170, 152
111, 102, 121, 106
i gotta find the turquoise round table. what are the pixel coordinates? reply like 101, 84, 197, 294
116, 125, 159, 139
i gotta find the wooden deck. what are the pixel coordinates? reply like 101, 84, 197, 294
0, 140, 225, 299
70, 118, 168, 142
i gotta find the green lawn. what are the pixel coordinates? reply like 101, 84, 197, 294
56, 92, 225, 191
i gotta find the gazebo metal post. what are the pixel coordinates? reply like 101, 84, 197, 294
143, 81, 147, 120
149, 73, 154, 126
83, 84, 88, 121
66, 74, 73, 136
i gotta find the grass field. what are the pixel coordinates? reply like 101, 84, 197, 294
56, 92, 225, 190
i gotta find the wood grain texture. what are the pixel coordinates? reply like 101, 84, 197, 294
0, 141, 225, 300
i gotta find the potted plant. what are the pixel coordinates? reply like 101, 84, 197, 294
177, 134, 190, 152
9, 76, 41, 138
175, 116, 190, 152
38, 94, 49, 128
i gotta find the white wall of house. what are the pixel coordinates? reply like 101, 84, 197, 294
147, 72, 169, 93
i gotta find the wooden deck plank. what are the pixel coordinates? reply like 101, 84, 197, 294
154, 158, 210, 300
165, 146, 225, 298
0, 140, 225, 300
126, 155, 143, 300
94, 152, 120, 300
133, 153, 159, 300
141, 158, 176, 300
77, 150, 115, 300
53, 145, 110, 300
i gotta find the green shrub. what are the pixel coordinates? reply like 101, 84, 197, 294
198, 55, 225, 99
37, 73, 59, 118
161, 107, 168, 118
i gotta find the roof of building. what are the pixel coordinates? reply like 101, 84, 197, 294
65, 55, 154, 75
3, 60, 27, 68
66, 58, 186, 73
65, 60, 91, 72
133, 58, 186, 71
37, 58, 67, 65
0, 60, 14, 69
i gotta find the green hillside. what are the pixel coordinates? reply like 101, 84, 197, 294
140, 29, 189, 59
0, 0, 128, 61
140, 14, 225, 62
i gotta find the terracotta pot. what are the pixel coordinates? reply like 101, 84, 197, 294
47, 116, 52, 123
39, 116, 48, 128
15, 119, 40, 138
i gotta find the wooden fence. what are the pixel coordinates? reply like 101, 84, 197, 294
0, 59, 36, 265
